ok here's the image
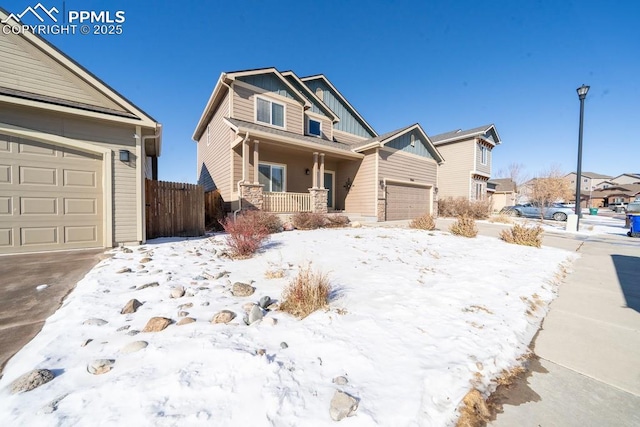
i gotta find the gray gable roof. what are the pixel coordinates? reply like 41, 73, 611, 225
353, 124, 416, 148
580, 172, 613, 179
431, 124, 497, 145
225, 118, 355, 152
488, 178, 517, 192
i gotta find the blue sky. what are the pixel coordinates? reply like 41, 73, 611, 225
6, 0, 640, 182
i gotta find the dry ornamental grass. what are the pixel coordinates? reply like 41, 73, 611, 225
410, 213, 436, 230
280, 264, 331, 319
449, 216, 478, 238
499, 224, 543, 248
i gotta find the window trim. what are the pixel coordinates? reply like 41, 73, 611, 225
255, 96, 286, 129
480, 145, 488, 165
258, 161, 287, 192
307, 117, 322, 137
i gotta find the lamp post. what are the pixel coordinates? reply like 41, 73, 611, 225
575, 84, 589, 230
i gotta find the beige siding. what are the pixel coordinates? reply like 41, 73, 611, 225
491, 192, 516, 212
434, 140, 475, 199
342, 149, 375, 216
232, 83, 304, 134
197, 94, 232, 199
0, 104, 139, 244
476, 141, 491, 175
378, 148, 437, 185
321, 117, 333, 141
333, 129, 368, 145
0, 30, 126, 112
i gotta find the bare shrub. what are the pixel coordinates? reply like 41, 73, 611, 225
488, 214, 513, 224
456, 389, 490, 427
240, 210, 282, 234
449, 216, 478, 238
439, 197, 491, 219
325, 214, 350, 228
220, 212, 270, 258
292, 212, 327, 230
410, 213, 436, 230
499, 224, 543, 248
280, 264, 331, 319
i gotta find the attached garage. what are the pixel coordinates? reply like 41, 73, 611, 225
0, 136, 104, 253
385, 181, 433, 221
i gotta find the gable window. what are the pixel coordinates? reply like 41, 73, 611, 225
259, 163, 285, 192
480, 145, 488, 165
307, 118, 321, 137
256, 97, 285, 128
410, 134, 415, 147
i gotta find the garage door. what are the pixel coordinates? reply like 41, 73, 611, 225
0, 135, 103, 254
386, 183, 431, 221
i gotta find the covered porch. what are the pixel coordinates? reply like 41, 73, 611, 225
231, 126, 364, 214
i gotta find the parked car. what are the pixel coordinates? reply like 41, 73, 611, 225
627, 202, 640, 215
610, 202, 628, 213
500, 203, 574, 221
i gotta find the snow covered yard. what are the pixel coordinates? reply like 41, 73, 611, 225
0, 227, 575, 426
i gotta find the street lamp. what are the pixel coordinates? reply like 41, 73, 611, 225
575, 84, 589, 230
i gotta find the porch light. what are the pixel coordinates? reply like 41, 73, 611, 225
119, 149, 130, 162
305, 168, 310, 175
344, 177, 353, 192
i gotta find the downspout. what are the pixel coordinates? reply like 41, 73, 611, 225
233, 131, 250, 220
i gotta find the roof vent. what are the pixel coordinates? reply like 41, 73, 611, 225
455, 129, 462, 133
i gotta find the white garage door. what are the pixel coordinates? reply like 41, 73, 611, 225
386, 183, 431, 221
0, 135, 103, 254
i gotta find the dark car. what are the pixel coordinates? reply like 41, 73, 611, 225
500, 203, 574, 221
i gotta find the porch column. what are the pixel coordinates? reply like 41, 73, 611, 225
312, 152, 319, 189
253, 140, 259, 184
319, 153, 325, 189
242, 137, 250, 182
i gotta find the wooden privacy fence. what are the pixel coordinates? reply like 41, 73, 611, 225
204, 190, 225, 227
146, 179, 204, 239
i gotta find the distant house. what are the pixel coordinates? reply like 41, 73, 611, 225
192, 68, 444, 222
565, 172, 613, 195
593, 180, 617, 190
487, 178, 517, 211
430, 124, 502, 201
610, 173, 640, 186
591, 184, 640, 208
0, 10, 162, 254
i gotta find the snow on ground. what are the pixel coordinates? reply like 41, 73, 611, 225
0, 228, 576, 426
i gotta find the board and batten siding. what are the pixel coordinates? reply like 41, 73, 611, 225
0, 30, 125, 113
341, 149, 376, 216
434, 140, 475, 199
197, 93, 231, 196
475, 141, 491, 175
385, 129, 437, 159
232, 83, 304, 135
378, 148, 437, 186
0, 105, 140, 244
333, 129, 368, 145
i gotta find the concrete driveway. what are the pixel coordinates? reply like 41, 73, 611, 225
0, 249, 106, 378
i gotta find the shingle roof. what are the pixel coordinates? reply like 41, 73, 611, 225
352, 124, 416, 148
488, 178, 517, 192
225, 118, 355, 152
580, 172, 613, 179
430, 124, 494, 144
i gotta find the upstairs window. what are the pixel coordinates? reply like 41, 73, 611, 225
480, 145, 488, 165
256, 97, 284, 128
308, 118, 321, 137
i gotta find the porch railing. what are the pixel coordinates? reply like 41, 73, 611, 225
263, 192, 311, 213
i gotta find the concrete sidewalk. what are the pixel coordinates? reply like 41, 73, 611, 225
433, 218, 640, 426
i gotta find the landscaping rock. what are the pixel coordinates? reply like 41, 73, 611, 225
177, 317, 196, 326
126, 330, 140, 336
87, 359, 115, 375
121, 299, 142, 314
329, 390, 358, 421
121, 247, 133, 254
170, 286, 185, 298
10, 369, 55, 394
116, 325, 130, 332
263, 317, 278, 326
139, 257, 152, 264
242, 302, 255, 312
193, 275, 206, 281
267, 302, 280, 311
120, 341, 148, 354
81, 339, 93, 347
137, 281, 159, 290
117, 267, 131, 274
201, 301, 210, 306
232, 282, 255, 297
214, 271, 230, 280
178, 311, 189, 317
39, 393, 68, 414
280, 342, 288, 349
178, 302, 194, 310
258, 296, 272, 309
142, 317, 172, 332
211, 310, 236, 324
283, 222, 294, 231
83, 318, 108, 326
248, 305, 263, 324
350, 221, 362, 228
333, 376, 349, 385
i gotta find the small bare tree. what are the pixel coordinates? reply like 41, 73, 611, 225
496, 162, 530, 189
530, 165, 573, 220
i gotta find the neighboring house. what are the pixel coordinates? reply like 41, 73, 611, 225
591, 184, 640, 208
0, 10, 162, 254
487, 178, 517, 211
430, 124, 501, 201
565, 172, 612, 194
192, 68, 444, 221
610, 173, 640, 186
593, 180, 617, 190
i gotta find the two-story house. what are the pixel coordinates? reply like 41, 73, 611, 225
430, 125, 501, 201
192, 68, 444, 221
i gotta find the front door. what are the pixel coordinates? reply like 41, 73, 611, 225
324, 171, 335, 209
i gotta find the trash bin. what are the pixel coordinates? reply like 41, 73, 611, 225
589, 208, 598, 215
629, 215, 640, 238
